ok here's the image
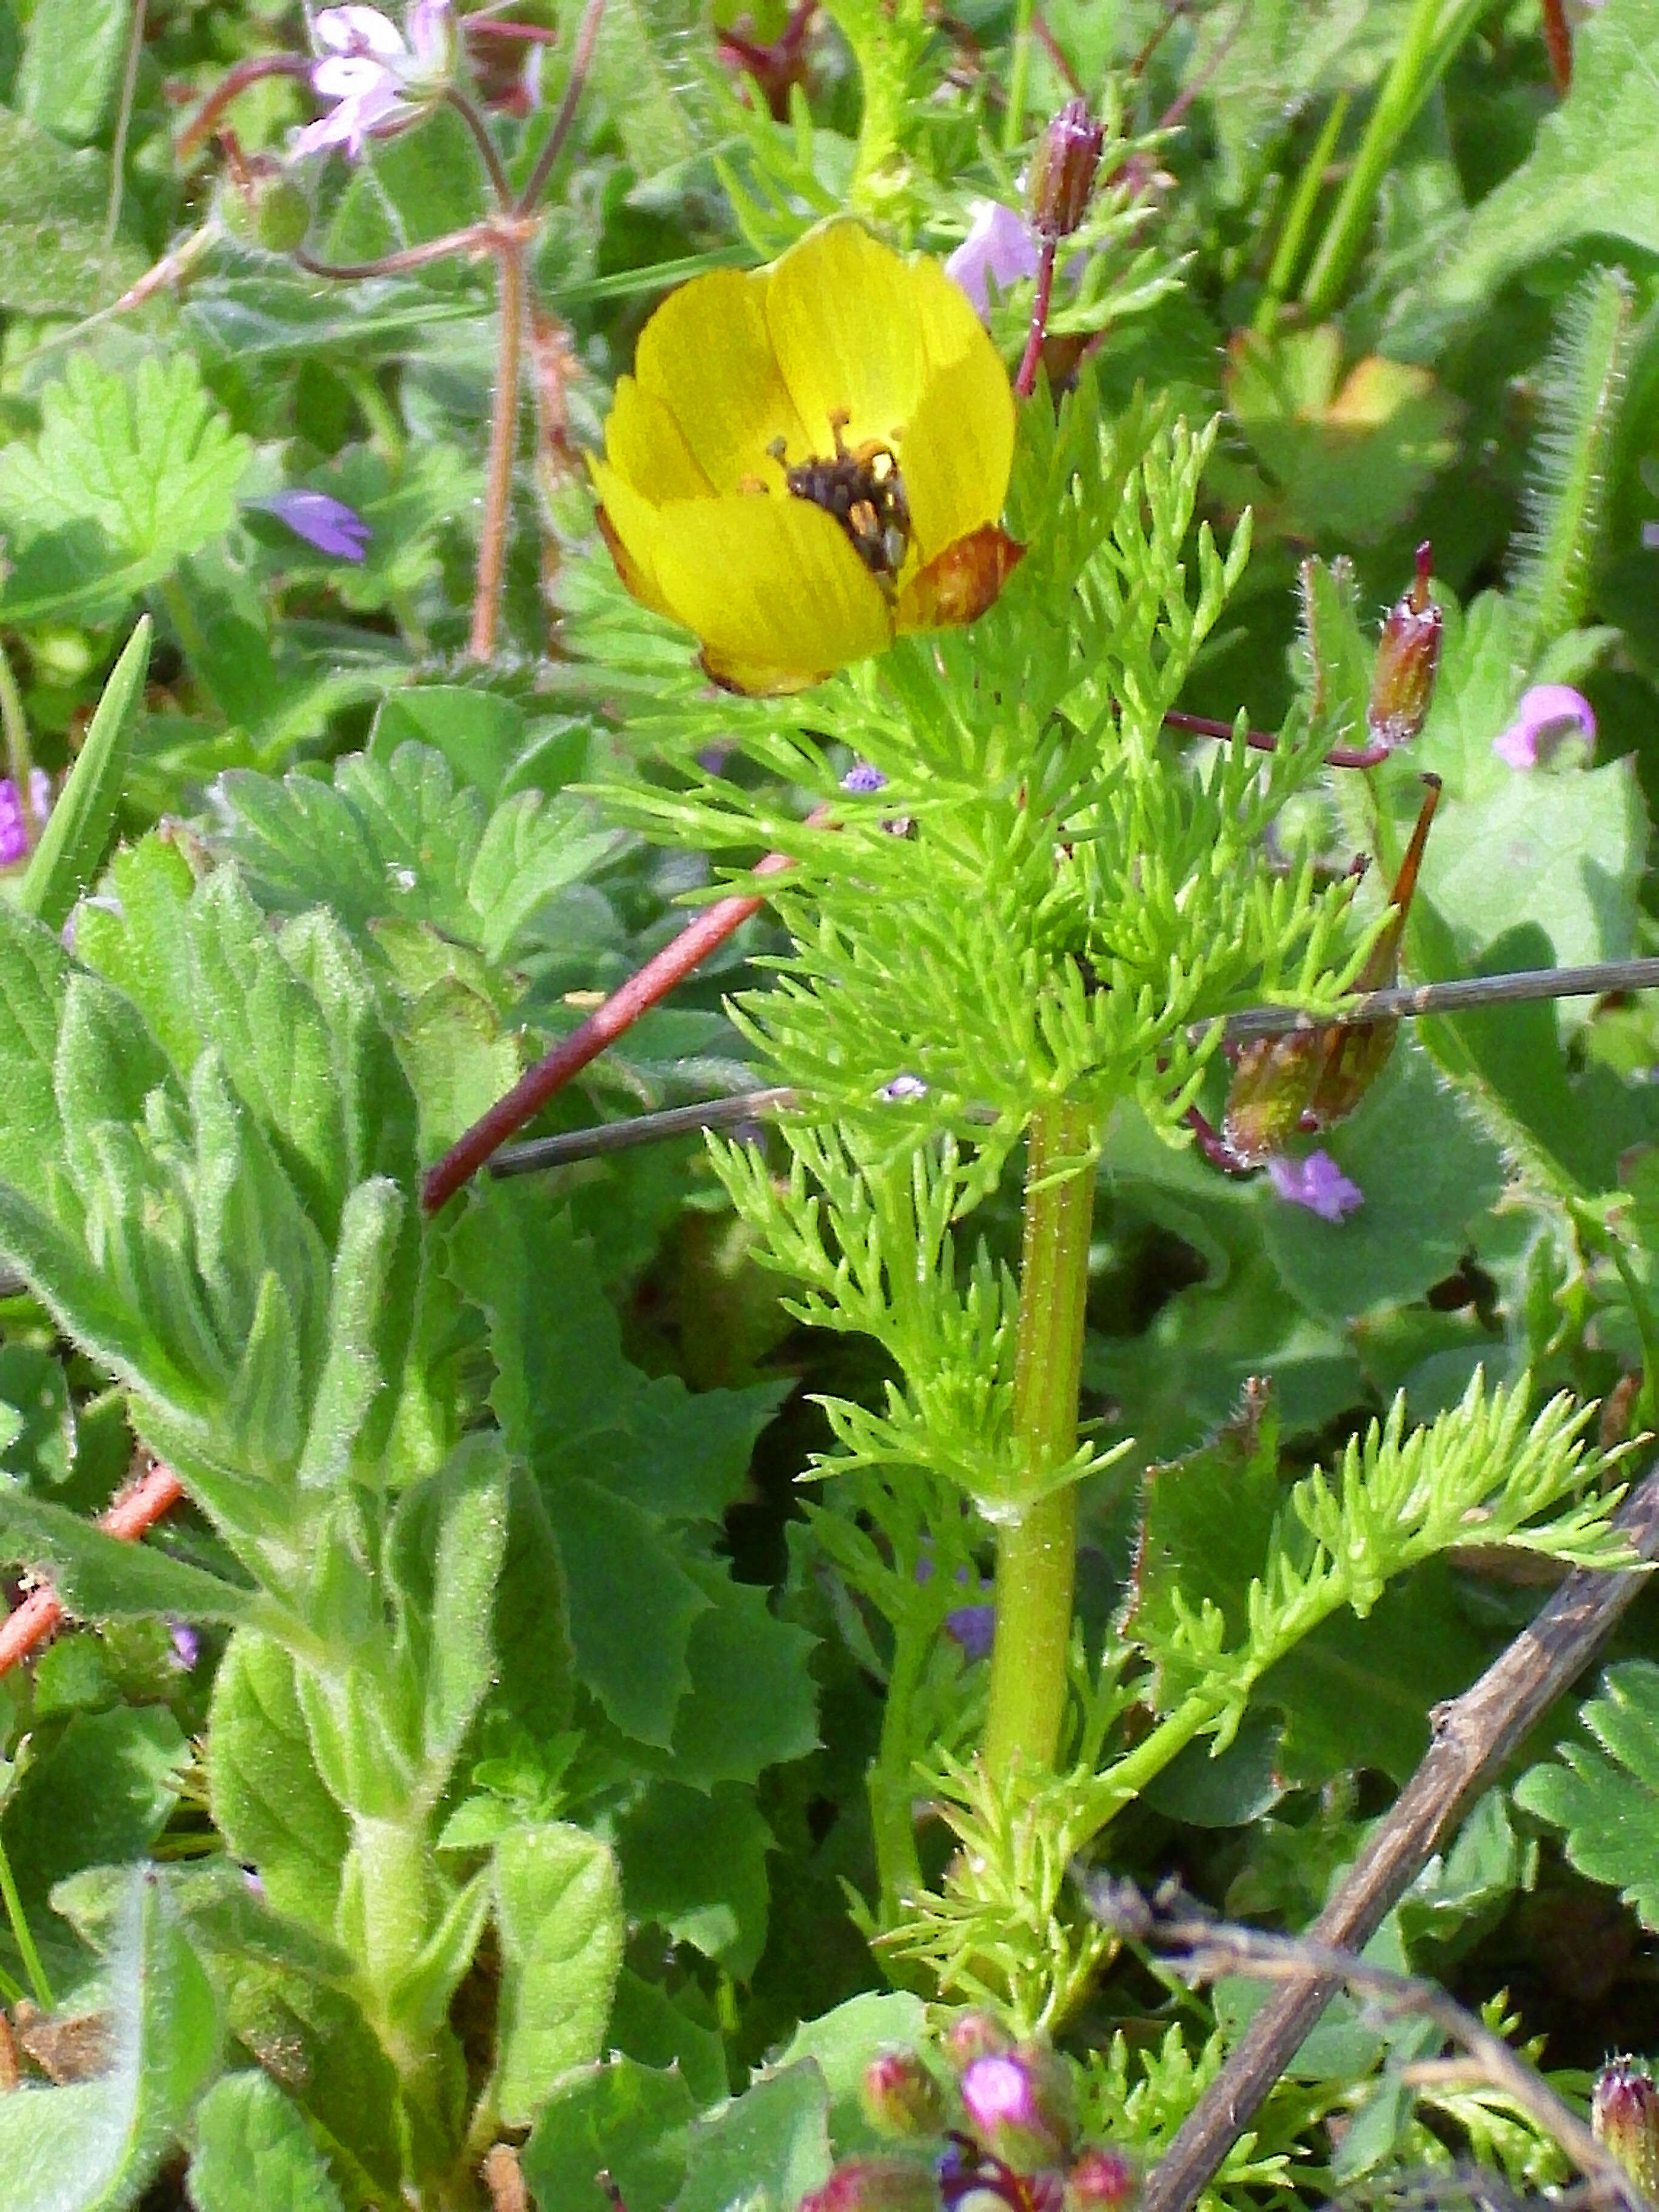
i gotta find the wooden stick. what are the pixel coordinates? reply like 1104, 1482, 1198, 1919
1134, 1461, 1659, 2212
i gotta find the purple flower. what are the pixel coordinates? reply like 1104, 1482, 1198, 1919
294, 0, 455, 158
842, 760, 888, 794
1492, 683, 1595, 769
249, 490, 371, 561
945, 1603, 996, 1664
168, 1620, 201, 1672
0, 770, 52, 866
1642, 521, 1659, 549
947, 200, 1042, 320
959, 2047, 1074, 2167
879, 1073, 928, 1103
1267, 1149, 1363, 1223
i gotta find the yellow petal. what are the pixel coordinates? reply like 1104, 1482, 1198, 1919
765, 220, 930, 458
604, 375, 714, 500
898, 344, 1017, 569
589, 458, 675, 620
910, 248, 1006, 380
633, 268, 811, 492
649, 493, 893, 689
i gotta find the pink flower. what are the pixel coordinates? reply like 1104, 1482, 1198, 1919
295, 0, 455, 159
0, 770, 52, 866
947, 200, 1042, 320
1267, 1150, 1363, 1222
1491, 683, 1595, 769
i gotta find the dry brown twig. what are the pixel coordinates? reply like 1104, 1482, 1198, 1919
1128, 1460, 1659, 2212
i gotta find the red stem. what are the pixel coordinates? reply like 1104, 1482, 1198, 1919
0, 1462, 184, 1677
1541, 0, 1573, 92
1161, 709, 1390, 771
1014, 237, 1057, 400
421, 853, 797, 1212
175, 54, 310, 160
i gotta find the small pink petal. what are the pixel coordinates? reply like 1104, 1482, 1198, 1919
314, 4, 405, 54
1268, 1150, 1364, 1222
945, 199, 1041, 320
312, 52, 391, 96
1492, 683, 1595, 770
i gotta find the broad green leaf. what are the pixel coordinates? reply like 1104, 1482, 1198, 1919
0, 355, 251, 625
0, 1869, 218, 2211
369, 687, 535, 803
779, 1991, 931, 2140
0, 112, 146, 315
666, 1567, 819, 1790
388, 1438, 509, 1789
523, 2059, 695, 2212
1395, 0, 1659, 352
0, 899, 71, 1193
16, 0, 129, 141
0, 1345, 73, 1490
488, 1464, 575, 1748
1515, 1658, 1659, 1929
323, 104, 488, 265
493, 1824, 626, 2128
72, 838, 203, 1076
615, 1782, 773, 1977
0, 1488, 250, 1624
671, 2061, 832, 2212
208, 1631, 349, 1938
188, 2073, 346, 2212
608, 1969, 727, 2107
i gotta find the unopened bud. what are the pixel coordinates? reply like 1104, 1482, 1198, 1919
1066, 2146, 1140, 2211
1366, 541, 1442, 751
1592, 2060, 1659, 2194
862, 2049, 945, 2139
959, 2046, 1076, 2169
799, 2156, 938, 2212
1027, 99, 1105, 240
217, 163, 312, 255
942, 2011, 1011, 2073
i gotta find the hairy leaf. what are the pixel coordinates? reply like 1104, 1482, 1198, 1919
188, 2072, 346, 2212
523, 2058, 694, 2212
1515, 1658, 1659, 1929
493, 1824, 626, 2128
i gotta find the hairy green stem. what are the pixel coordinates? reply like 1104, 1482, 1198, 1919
870, 1618, 929, 1923
466, 235, 526, 663
1253, 92, 1349, 335
982, 1096, 1101, 1780
1002, 0, 1037, 153
1299, 0, 1486, 320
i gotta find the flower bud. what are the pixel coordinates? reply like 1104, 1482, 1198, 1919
1366, 541, 1442, 751
799, 2156, 938, 2212
942, 2011, 1011, 2073
1592, 2060, 1659, 2194
1027, 99, 1105, 240
1066, 2147, 1140, 2211
217, 163, 313, 255
959, 2046, 1076, 2170
862, 2049, 946, 2139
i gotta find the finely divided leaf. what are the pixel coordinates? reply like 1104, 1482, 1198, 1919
1515, 1659, 1659, 1930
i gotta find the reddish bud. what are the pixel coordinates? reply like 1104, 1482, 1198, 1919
862, 2049, 946, 2139
1066, 2147, 1140, 2211
799, 2156, 937, 2212
1366, 541, 1442, 751
959, 2046, 1076, 2169
1027, 99, 1105, 240
942, 2011, 1011, 2073
1592, 2060, 1659, 2194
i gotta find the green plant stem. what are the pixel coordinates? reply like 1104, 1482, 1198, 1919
1253, 92, 1349, 335
0, 1829, 53, 2010
1002, 0, 1036, 153
0, 643, 38, 853
982, 1096, 1101, 1781
1298, 0, 1484, 320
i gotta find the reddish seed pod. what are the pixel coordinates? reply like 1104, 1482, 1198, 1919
1366, 541, 1443, 751
861, 2049, 946, 2139
1592, 2060, 1659, 2194
1027, 98, 1106, 240
1065, 2145, 1141, 2210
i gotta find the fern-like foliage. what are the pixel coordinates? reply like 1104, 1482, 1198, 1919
1513, 1657, 1659, 1929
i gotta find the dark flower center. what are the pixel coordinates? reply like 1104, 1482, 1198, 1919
773, 412, 911, 583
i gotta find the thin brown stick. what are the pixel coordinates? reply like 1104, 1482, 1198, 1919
296, 223, 501, 281
1132, 1903, 1649, 2212
514, 0, 606, 216
175, 55, 312, 161
466, 233, 527, 662
0, 1461, 185, 1678
1134, 1460, 1659, 2212
1541, 0, 1574, 92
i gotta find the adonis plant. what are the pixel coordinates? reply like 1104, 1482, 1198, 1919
4, 2, 1659, 2210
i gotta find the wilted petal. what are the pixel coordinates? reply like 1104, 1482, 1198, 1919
1492, 683, 1595, 769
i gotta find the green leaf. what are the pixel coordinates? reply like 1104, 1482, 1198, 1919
667, 1567, 819, 1789
0, 1869, 218, 2211
0, 111, 146, 315
323, 104, 488, 265
187, 2073, 346, 2212
72, 837, 203, 1076
1395, 0, 1659, 352
207, 1631, 350, 1939
16, 0, 130, 141
608, 1969, 728, 2108
523, 2059, 695, 2212
671, 2062, 832, 2212
1515, 1658, 1659, 1930
777, 1991, 930, 2137
389, 1438, 510, 1791
369, 687, 534, 804
615, 1782, 773, 1977
492, 1824, 626, 2129
0, 899, 71, 1193
487, 1464, 575, 1748
0, 1346, 73, 1490
0, 1487, 250, 1624
0, 354, 251, 625
19, 619, 150, 932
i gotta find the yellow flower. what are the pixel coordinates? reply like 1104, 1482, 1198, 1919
591, 219, 1023, 694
